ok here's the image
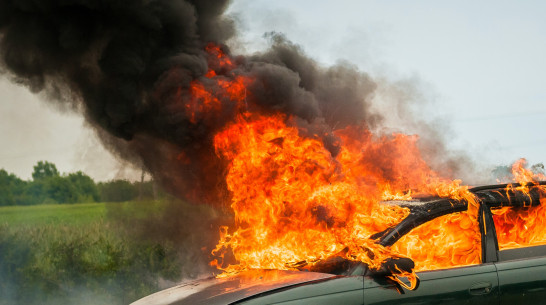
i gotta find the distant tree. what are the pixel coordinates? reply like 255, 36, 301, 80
28, 162, 99, 204
37, 173, 99, 204
2, 162, 166, 205
0, 169, 17, 205
25, 178, 47, 205
0, 169, 28, 205
67, 171, 99, 202
32, 161, 59, 180
491, 165, 511, 183
98, 180, 137, 202
46, 176, 82, 203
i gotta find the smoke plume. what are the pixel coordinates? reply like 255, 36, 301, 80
0, 0, 471, 203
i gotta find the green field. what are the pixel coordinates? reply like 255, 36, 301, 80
0, 201, 217, 305
0, 203, 106, 226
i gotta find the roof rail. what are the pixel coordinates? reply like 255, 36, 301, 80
469, 181, 546, 193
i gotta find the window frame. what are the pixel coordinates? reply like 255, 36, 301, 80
378, 199, 487, 269
485, 204, 546, 262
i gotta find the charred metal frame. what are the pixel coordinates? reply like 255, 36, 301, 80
375, 182, 546, 265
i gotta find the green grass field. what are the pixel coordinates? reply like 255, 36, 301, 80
0, 200, 215, 305
0, 203, 106, 226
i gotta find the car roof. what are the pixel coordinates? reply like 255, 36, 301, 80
375, 181, 546, 247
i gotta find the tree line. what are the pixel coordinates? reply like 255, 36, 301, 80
0, 161, 163, 205
3, 160, 544, 206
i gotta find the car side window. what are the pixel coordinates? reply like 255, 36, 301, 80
390, 211, 482, 272
491, 204, 546, 260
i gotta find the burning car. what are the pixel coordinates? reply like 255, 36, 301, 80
1, 1, 545, 304
132, 182, 546, 305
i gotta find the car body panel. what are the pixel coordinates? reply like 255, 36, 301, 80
130, 270, 335, 305
496, 251, 546, 304
363, 263, 498, 305
237, 276, 364, 304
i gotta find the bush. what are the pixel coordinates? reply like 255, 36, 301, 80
98, 180, 137, 202
0, 220, 184, 305
98, 180, 165, 202
0, 170, 28, 206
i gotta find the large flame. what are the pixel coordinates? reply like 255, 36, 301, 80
492, 159, 546, 250
390, 211, 481, 272
188, 46, 545, 283
210, 114, 479, 276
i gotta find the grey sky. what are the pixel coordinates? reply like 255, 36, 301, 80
1, 0, 545, 181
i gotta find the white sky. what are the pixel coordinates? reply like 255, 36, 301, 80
228, 0, 546, 168
1, 0, 545, 180
0, 80, 140, 181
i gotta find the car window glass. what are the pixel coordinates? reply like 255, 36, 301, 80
492, 202, 546, 251
390, 211, 481, 271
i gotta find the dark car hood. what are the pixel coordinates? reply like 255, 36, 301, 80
130, 269, 336, 305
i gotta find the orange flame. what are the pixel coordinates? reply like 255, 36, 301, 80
210, 113, 479, 278
492, 158, 546, 250
183, 45, 542, 282
511, 158, 546, 183
390, 211, 481, 272
185, 59, 251, 123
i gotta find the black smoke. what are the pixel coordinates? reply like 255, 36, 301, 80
0, 0, 473, 203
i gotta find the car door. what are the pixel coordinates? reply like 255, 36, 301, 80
495, 252, 546, 304
363, 263, 498, 305
489, 204, 546, 304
